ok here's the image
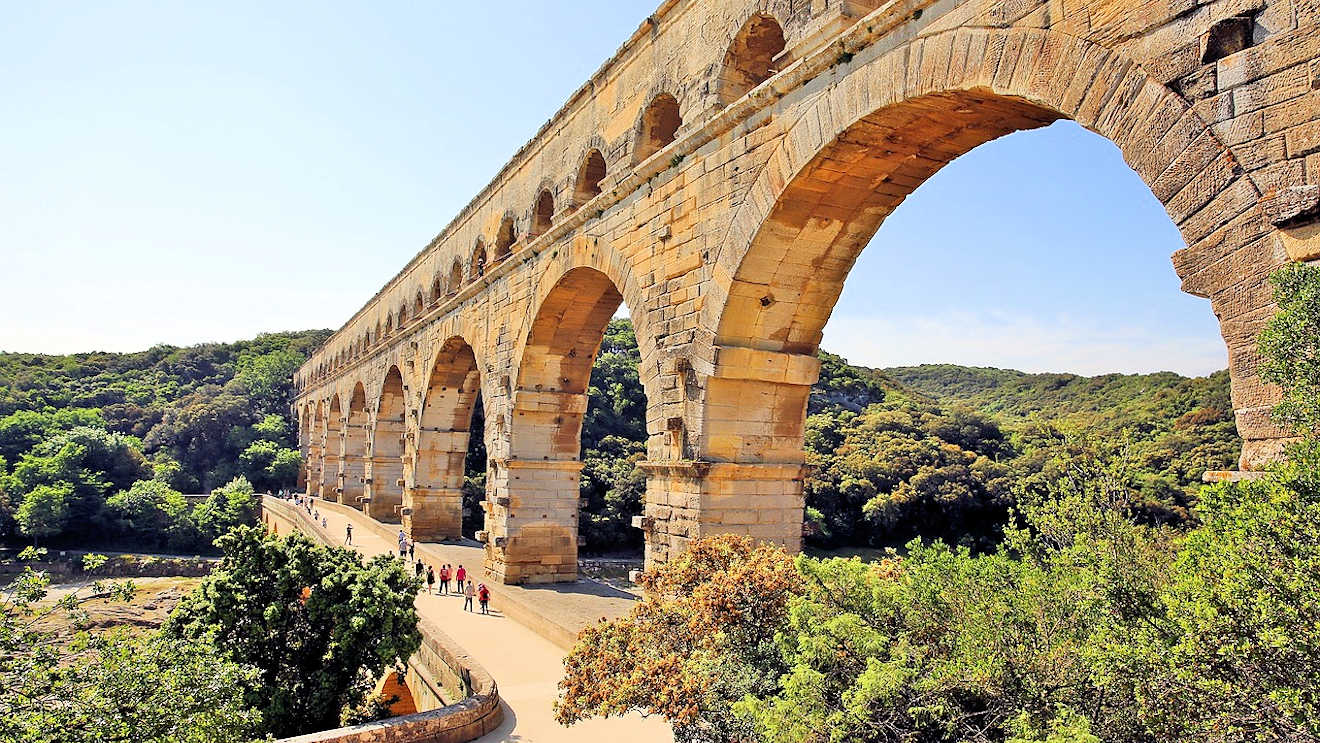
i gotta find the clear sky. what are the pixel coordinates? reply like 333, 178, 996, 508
1, 2, 1226, 376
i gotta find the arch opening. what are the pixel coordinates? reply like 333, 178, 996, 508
574, 149, 607, 206
494, 266, 630, 584
687, 80, 1249, 570
342, 383, 369, 510
718, 14, 786, 105
322, 395, 343, 501
367, 366, 407, 523
407, 337, 483, 542
633, 93, 681, 164
448, 259, 463, 295
494, 216, 516, 261
470, 240, 488, 281
532, 189, 555, 237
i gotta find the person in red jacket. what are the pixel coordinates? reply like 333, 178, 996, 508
455, 564, 467, 594
477, 583, 490, 615
439, 564, 451, 594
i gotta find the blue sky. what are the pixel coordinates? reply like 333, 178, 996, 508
0, 2, 1226, 376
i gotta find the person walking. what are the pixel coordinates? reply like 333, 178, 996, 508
455, 564, 467, 594
477, 583, 490, 615
322, 516, 328, 529
345, 523, 353, 545
397, 529, 407, 558
463, 579, 475, 612
408, 540, 415, 561
439, 564, 451, 595
425, 565, 436, 595
414, 560, 424, 581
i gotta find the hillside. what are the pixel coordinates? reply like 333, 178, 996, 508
0, 331, 331, 548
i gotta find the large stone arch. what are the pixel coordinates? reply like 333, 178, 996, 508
649, 25, 1286, 567
322, 394, 343, 501
484, 264, 635, 583
306, 401, 324, 498
340, 382, 370, 509
367, 365, 408, 523
406, 335, 484, 542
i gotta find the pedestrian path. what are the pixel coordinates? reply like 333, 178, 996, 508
298, 500, 673, 743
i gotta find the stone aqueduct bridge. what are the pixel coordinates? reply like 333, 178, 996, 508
295, 0, 1320, 584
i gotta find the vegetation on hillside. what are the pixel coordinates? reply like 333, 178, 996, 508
0, 330, 329, 548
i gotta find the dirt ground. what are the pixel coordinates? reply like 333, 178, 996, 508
33, 576, 203, 636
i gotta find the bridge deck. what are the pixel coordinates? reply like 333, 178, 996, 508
286, 498, 673, 743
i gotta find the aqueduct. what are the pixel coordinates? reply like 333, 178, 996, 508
295, 0, 1320, 584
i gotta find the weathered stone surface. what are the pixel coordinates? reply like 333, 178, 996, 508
292, 0, 1320, 579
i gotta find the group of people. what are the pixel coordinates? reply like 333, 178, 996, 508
292, 494, 329, 529
400, 530, 490, 614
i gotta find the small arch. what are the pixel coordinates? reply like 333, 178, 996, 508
385, 313, 394, 336
398, 303, 408, 328
470, 240, 488, 281
415, 291, 425, 316
718, 14, 786, 105
448, 259, 463, 295
431, 274, 444, 304
633, 93, 681, 164
531, 189, 555, 237
574, 149, 607, 206
494, 216, 516, 261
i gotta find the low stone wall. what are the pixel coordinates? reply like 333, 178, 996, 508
261, 497, 504, 743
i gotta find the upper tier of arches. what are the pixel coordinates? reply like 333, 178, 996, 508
299, 6, 818, 386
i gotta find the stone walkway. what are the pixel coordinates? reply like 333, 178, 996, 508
292, 500, 674, 743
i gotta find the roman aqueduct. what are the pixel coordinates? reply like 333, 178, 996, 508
295, 0, 1320, 583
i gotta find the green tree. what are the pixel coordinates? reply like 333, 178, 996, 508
1258, 261, 1320, 433
102, 479, 198, 550
15, 483, 72, 544
164, 526, 421, 737
1120, 444, 1320, 741
191, 476, 260, 543
234, 348, 305, 418
238, 438, 301, 492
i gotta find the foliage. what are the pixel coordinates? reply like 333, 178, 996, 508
102, 479, 197, 550
0, 549, 261, 743
191, 475, 260, 544
1125, 440, 1320, 740
15, 483, 72, 544
164, 525, 421, 737
1258, 261, 1320, 432
804, 402, 1013, 549
556, 534, 802, 742
0, 330, 328, 545
572, 318, 649, 551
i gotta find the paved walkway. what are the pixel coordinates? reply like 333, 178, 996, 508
294, 500, 673, 743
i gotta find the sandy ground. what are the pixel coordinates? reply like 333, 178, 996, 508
311, 504, 675, 743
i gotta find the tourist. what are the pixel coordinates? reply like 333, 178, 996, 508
463, 579, 475, 612
477, 583, 490, 614
408, 539, 415, 561
322, 515, 327, 529
425, 565, 436, 594
455, 564, 466, 593
345, 523, 353, 545
439, 564, 451, 595
397, 529, 407, 558
414, 560, 424, 581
